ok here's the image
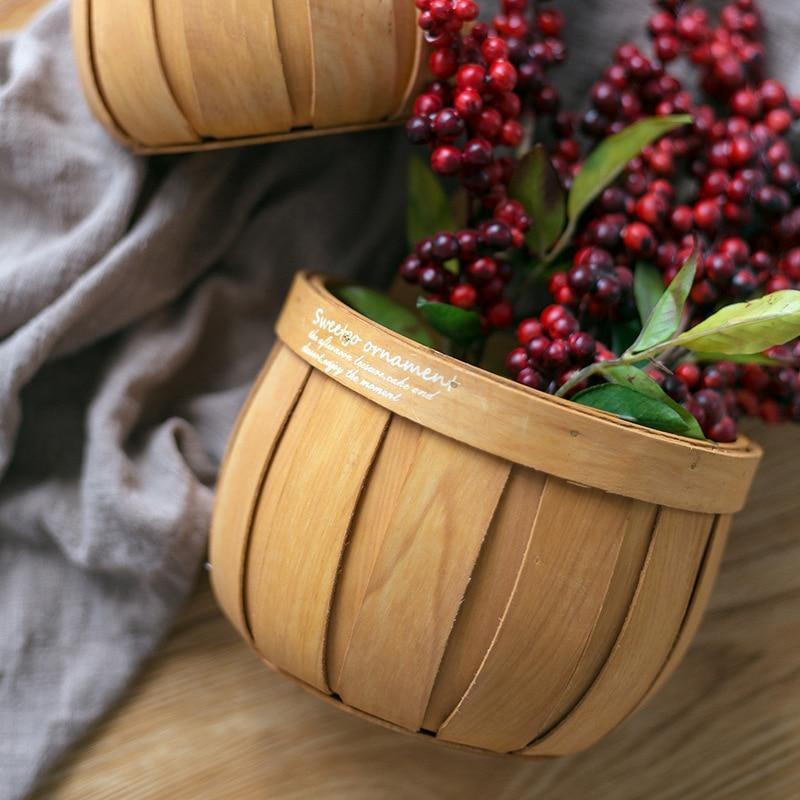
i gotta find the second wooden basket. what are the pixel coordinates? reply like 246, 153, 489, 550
71, 0, 425, 153
209, 272, 763, 758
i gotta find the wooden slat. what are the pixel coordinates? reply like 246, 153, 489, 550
309, 0, 398, 128
391, 2, 427, 119
209, 344, 309, 642
71, 0, 136, 149
246, 372, 389, 692
152, 0, 294, 138
523, 507, 715, 756
636, 515, 732, 707
273, 0, 314, 127
327, 415, 422, 693
436, 480, 631, 752
422, 466, 547, 731
535, 500, 656, 734
392, 0, 420, 114
89, 0, 198, 147
335, 431, 511, 730
275, 274, 762, 514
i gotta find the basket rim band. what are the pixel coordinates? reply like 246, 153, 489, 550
275, 272, 762, 514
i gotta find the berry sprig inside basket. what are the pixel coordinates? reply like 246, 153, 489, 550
339, 0, 800, 443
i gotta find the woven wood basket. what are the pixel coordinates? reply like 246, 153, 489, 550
71, 0, 425, 154
209, 272, 763, 757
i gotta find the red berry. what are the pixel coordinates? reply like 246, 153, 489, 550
567, 332, 597, 363
455, 88, 483, 116
489, 60, 518, 92
456, 64, 486, 90
675, 363, 702, 389
709, 416, 738, 443
431, 146, 462, 175
544, 340, 570, 371
481, 36, 509, 63
450, 283, 477, 309
506, 347, 528, 375
517, 367, 544, 390
622, 222, 656, 257
453, 0, 479, 22
429, 48, 458, 79
693, 199, 722, 231
486, 299, 513, 328
537, 8, 564, 36
517, 318, 544, 345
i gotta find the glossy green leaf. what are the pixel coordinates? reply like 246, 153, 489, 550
691, 353, 782, 366
602, 364, 706, 440
631, 249, 697, 353
572, 383, 693, 436
674, 290, 800, 354
568, 115, 692, 224
334, 286, 434, 347
634, 262, 664, 326
417, 298, 483, 345
407, 156, 455, 247
509, 144, 567, 256
609, 320, 642, 357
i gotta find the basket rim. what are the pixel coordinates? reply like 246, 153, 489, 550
275, 272, 763, 513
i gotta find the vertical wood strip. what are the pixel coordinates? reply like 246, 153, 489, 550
309, 0, 398, 128
327, 415, 423, 693
392, 0, 419, 114
636, 515, 732, 707
422, 466, 547, 732
536, 500, 657, 734
71, 0, 135, 148
273, 0, 314, 127
522, 507, 715, 756
153, 0, 294, 138
436, 479, 631, 753
336, 431, 511, 731
90, 0, 198, 146
246, 373, 390, 692
209, 344, 310, 643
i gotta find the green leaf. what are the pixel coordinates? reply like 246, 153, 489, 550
568, 115, 692, 224
602, 365, 706, 440
407, 156, 455, 247
609, 320, 642, 357
634, 262, 664, 326
417, 298, 483, 345
572, 383, 694, 436
674, 290, 800, 354
692, 353, 782, 366
334, 286, 435, 347
631, 248, 697, 354
509, 144, 567, 257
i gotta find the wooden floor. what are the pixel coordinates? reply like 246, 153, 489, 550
30, 421, 800, 800
6, 4, 800, 798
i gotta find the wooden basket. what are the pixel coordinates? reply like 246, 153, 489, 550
71, 0, 425, 154
209, 272, 763, 757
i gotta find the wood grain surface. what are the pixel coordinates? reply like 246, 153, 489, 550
6, 7, 798, 798
31, 421, 800, 800
0, 0, 44, 30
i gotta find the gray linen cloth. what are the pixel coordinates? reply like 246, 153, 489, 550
0, 1, 798, 798
0, 3, 406, 797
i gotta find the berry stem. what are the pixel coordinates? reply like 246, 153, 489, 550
554, 337, 688, 398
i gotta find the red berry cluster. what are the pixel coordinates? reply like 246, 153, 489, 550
505, 307, 615, 393
399, 218, 516, 326
510, 0, 800, 442
399, 0, 800, 443
650, 343, 800, 441
403, 0, 565, 329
